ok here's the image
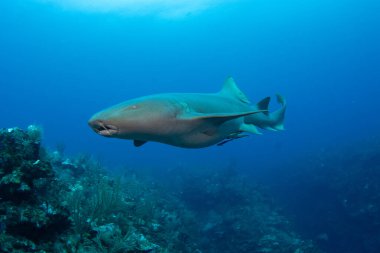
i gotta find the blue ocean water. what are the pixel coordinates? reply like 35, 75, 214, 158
2, 0, 379, 170
1, 0, 380, 252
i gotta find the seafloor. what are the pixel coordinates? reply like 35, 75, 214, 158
0, 126, 379, 253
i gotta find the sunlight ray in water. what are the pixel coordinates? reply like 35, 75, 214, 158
37, 0, 237, 17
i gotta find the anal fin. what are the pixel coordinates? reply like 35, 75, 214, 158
240, 123, 262, 135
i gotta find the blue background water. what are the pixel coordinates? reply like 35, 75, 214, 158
1, 0, 379, 172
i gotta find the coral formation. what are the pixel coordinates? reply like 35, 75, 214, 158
0, 126, 321, 252
173, 166, 319, 253
0, 126, 70, 252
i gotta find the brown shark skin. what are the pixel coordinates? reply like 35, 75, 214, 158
88, 79, 286, 148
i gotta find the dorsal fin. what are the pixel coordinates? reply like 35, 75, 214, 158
256, 97, 270, 116
219, 77, 250, 104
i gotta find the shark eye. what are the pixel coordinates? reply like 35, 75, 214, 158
125, 104, 139, 111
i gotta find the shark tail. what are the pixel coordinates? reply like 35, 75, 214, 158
273, 94, 286, 130
244, 94, 286, 133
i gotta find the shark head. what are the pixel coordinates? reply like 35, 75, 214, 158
88, 95, 179, 141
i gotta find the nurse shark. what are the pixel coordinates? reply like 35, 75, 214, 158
88, 78, 286, 148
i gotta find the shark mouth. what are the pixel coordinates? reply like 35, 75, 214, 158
89, 120, 119, 137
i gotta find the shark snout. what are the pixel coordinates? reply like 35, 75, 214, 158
88, 119, 119, 137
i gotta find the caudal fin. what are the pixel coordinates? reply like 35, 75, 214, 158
271, 94, 286, 130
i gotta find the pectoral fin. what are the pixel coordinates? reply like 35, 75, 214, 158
180, 110, 266, 126
134, 140, 147, 147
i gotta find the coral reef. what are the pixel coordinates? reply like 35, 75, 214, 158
0, 126, 321, 253
0, 126, 70, 252
173, 166, 319, 253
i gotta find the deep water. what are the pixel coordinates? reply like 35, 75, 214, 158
1, 0, 380, 252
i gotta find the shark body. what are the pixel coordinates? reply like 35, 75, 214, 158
88, 78, 286, 148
